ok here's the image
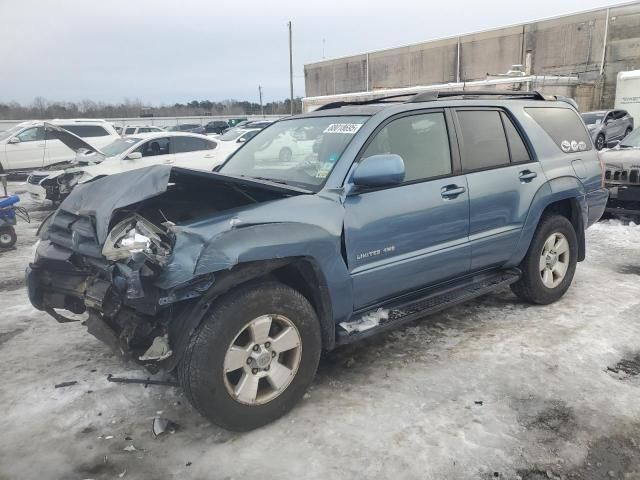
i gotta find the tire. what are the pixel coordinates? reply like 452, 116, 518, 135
279, 147, 293, 162
595, 133, 606, 150
511, 215, 578, 305
0, 226, 17, 248
178, 281, 321, 431
625, 127, 633, 138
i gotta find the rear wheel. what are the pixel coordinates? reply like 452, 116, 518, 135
178, 281, 321, 431
511, 215, 578, 305
0, 227, 17, 248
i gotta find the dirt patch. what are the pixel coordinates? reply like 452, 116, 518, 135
0, 277, 24, 292
0, 328, 25, 347
608, 354, 640, 377
516, 399, 578, 441
618, 265, 640, 276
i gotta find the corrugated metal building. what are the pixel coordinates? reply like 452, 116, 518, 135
304, 2, 640, 110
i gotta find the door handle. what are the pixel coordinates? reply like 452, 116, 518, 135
440, 185, 466, 199
519, 170, 537, 182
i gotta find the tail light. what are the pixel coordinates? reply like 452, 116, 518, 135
597, 150, 605, 188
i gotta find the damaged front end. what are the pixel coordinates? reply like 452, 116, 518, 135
26, 165, 307, 371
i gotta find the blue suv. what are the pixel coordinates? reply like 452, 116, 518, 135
26, 91, 608, 430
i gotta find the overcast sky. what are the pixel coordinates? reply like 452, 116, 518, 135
0, 0, 626, 106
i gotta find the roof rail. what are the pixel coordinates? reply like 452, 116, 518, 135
314, 93, 418, 111
314, 89, 555, 111
408, 90, 550, 102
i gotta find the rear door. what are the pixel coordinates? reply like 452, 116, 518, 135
453, 108, 545, 271
5, 126, 46, 170
343, 110, 470, 309
172, 136, 218, 170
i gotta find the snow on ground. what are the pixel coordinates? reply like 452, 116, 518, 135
2, 183, 640, 480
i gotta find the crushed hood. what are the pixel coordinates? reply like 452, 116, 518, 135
44, 122, 105, 156
56, 165, 309, 244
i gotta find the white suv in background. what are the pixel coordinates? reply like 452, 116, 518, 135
121, 125, 165, 136
0, 119, 119, 172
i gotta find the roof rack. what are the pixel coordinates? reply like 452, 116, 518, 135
408, 90, 550, 102
315, 89, 553, 111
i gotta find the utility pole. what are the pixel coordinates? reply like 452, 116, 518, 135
258, 85, 264, 117
288, 21, 294, 115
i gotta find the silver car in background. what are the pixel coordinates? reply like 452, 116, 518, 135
581, 109, 634, 150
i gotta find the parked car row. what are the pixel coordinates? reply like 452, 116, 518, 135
23, 119, 276, 203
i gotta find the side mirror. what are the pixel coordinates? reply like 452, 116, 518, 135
237, 137, 247, 143
351, 154, 405, 188
125, 151, 142, 160
8, 137, 20, 144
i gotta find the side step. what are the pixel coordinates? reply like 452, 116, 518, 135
336, 269, 521, 345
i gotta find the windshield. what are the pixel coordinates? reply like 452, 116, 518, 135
220, 116, 368, 191
220, 128, 244, 141
0, 126, 23, 142
581, 112, 605, 125
621, 128, 640, 148
101, 137, 141, 157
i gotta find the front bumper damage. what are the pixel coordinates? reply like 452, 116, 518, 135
26, 165, 306, 371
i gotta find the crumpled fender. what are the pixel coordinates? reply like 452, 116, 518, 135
157, 193, 353, 325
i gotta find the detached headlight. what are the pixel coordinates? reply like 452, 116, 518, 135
102, 214, 173, 264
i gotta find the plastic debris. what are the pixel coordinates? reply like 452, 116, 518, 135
55, 381, 78, 388
152, 417, 178, 438
122, 445, 137, 452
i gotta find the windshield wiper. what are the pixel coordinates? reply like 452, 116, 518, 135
242, 175, 290, 185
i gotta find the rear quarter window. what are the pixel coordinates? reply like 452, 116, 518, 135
62, 125, 110, 138
525, 107, 591, 153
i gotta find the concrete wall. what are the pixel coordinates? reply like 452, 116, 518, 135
304, 2, 640, 110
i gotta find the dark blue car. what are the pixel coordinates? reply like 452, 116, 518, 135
26, 91, 608, 430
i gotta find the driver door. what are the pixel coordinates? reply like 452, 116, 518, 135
343, 110, 471, 309
5, 127, 46, 170
121, 137, 174, 172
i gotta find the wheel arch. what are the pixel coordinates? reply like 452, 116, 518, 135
507, 178, 587, 266
164, 257, 336, 372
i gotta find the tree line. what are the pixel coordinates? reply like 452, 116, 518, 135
0, 96, 304, 120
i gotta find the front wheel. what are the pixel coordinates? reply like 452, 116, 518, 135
511, 215, 578, 305
178, 281, 321, 431
595, 133, 606, 150
0, 227, 17, 248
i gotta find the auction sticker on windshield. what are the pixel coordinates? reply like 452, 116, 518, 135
324, 123, 363, 134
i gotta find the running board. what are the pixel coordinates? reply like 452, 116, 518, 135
336, 269, 521, 344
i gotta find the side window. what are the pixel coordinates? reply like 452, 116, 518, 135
525, 107, 591, 153
62, 125, 109, 137
361, 112, 452, 182
240, 131, 259, 142
173, 136, 213, 153
615, 110, 627, 120
457, 110, 509, 170
138, 128, 151, 133
137, 137, 170, 157
16, 127, 45, 142
124, 127, 136, 135
500, 112, 531, 163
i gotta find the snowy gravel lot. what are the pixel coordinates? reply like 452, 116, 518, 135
1, 183, 640, 480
